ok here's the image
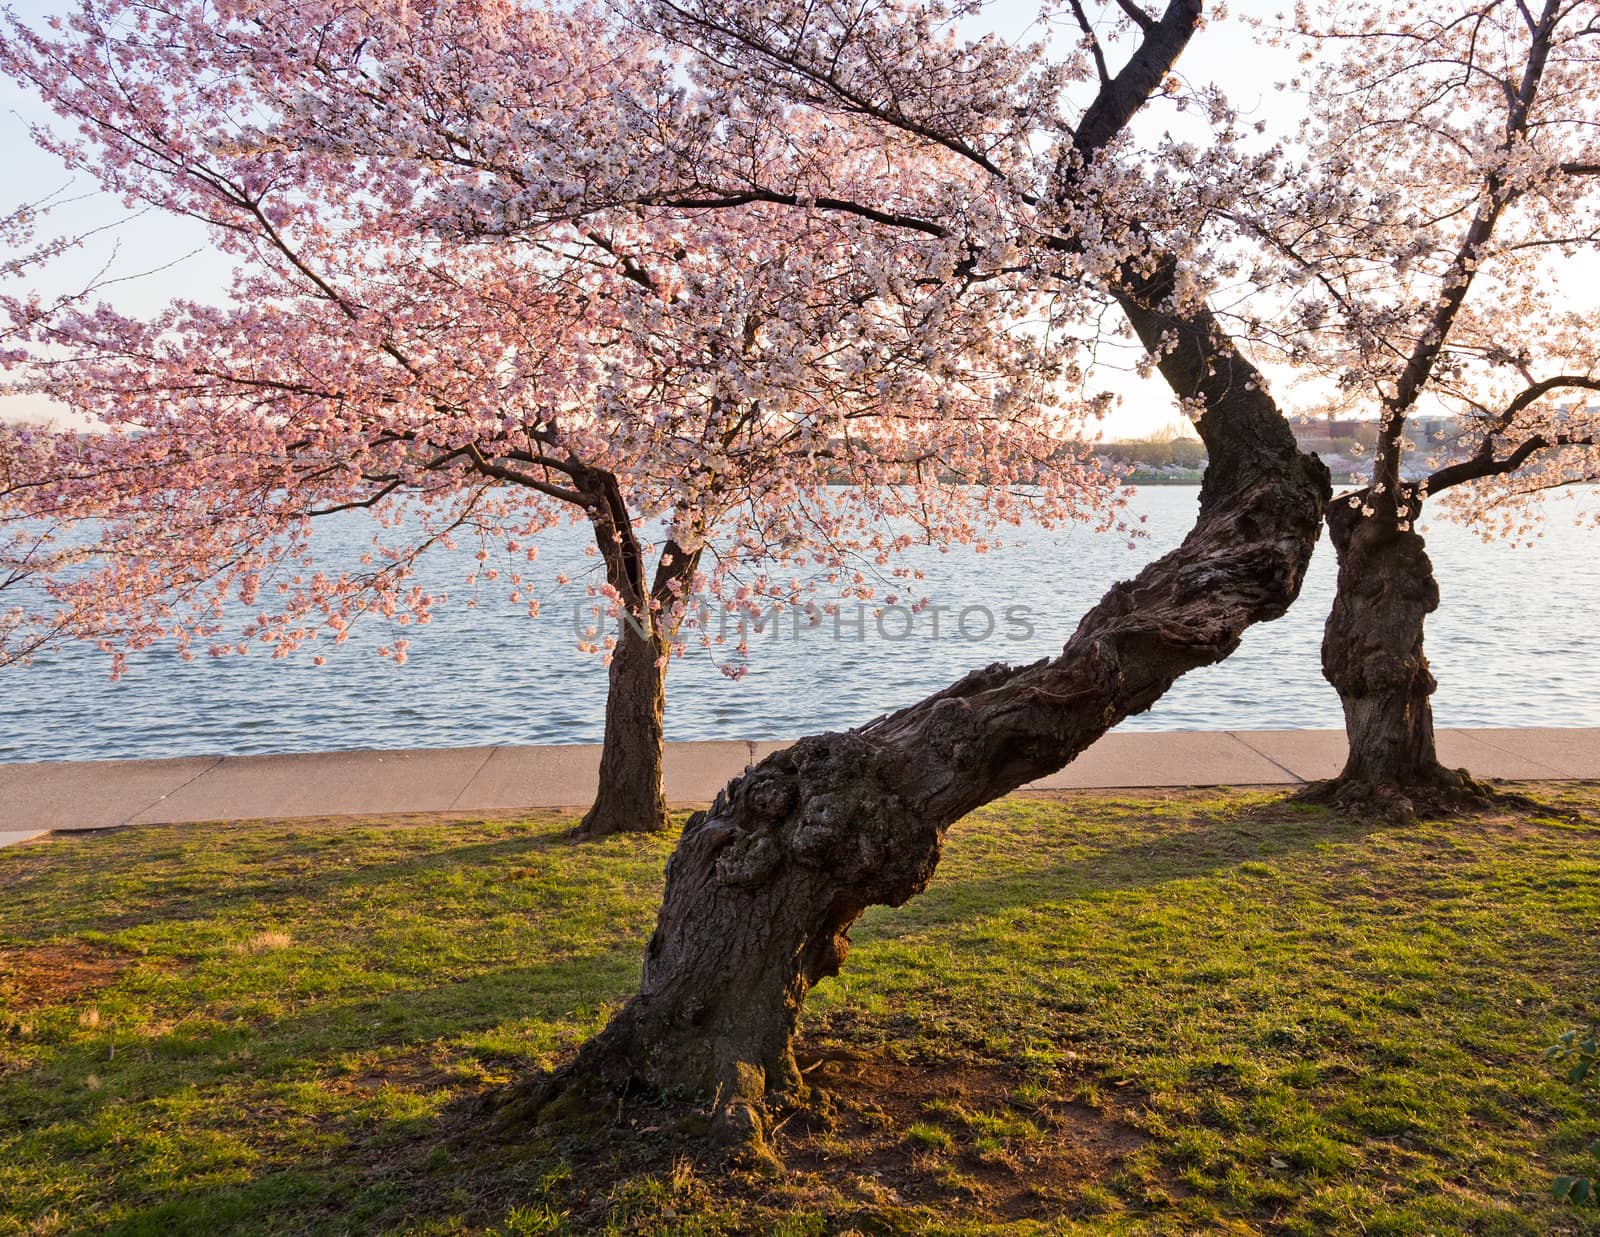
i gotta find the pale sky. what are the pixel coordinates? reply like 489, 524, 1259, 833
0, 0, 1297, 438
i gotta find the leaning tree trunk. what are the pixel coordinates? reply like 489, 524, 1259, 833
1301, 494, 1492, 817
495, 257, 1332, 1161
579, 613, 672, 837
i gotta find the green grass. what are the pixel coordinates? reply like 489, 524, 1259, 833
2, 787, 1599, 1234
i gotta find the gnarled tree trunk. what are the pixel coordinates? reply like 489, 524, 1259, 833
499, 259, 1332, 1159
1301, 493, 1492, 817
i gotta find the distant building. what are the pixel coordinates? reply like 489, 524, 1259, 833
1410, 415, 1467, 444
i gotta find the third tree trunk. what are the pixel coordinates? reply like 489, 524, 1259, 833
1313, 495, 1486, 813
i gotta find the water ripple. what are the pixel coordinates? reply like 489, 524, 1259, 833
4, 487, 1597, 761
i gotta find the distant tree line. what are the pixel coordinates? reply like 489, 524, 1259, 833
1095, 433, 1208, 471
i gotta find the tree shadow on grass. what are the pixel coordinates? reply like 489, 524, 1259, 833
10, 789, 1597, 1234
874, 792, 1401, 941
55, 802, 1443, 1234
82, 1091, 577, 1237
88, 1084, 677, 1237
17, 824, 669, 940
4, 947, 648, 1235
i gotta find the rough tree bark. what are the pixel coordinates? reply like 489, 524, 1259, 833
499, 256, 1332, 1157
1301, 386, 1600, 818
575, 466, 702, 837
582, 611, 674, 838
1283, 4, 1581, 820
1300, 491, 1495, 818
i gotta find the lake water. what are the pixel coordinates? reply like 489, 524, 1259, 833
3, 486, 1597, 762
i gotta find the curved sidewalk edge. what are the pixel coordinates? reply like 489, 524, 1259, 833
1, 727, 1597, 842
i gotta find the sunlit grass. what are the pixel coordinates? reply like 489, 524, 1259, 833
1, 787, 1598, 1234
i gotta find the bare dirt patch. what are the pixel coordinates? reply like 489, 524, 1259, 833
769, 1046, 1149, 1224
0, 942, 134, 1012
460, 1040, 1151, 1232
332, 1045, 462, 1096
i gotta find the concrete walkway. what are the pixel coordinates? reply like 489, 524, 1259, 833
1, 727, 1597, 844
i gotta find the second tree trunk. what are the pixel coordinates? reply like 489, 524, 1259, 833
579, 613, 671, 837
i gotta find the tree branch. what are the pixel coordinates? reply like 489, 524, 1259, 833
1073, 0, 1201, 156
1423, 373, 1600, 492
1067, 0, 1114, 87
465, 445, 588, 505
1425, 430, 1596, 491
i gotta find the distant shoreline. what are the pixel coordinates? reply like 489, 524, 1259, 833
1121, 472, 1204, 485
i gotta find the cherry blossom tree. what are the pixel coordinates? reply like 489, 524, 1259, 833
0, 421, 75, 663
1239, 0, 1600, 815
0, 192, 110, 663
4, 0, 1337, 1162
0, 0, 1114, 836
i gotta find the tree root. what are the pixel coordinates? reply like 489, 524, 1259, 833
1295, 765, 1535, 822
572, 803, 671, 839
470, 1041, 810, 1174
